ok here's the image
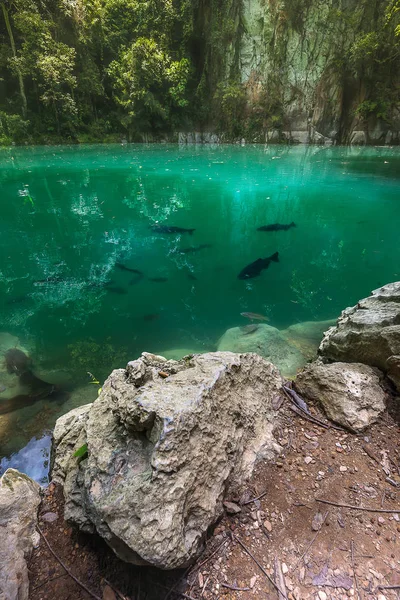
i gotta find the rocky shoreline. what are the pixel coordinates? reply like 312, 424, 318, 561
1, 282, 400, 599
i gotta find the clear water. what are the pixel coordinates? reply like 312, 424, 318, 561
1, 143, 400, 477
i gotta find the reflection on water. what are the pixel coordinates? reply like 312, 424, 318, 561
1, 143, 400, 475
0, 434, 52, 485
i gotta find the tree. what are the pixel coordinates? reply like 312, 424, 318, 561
108, 37, 189, 139
1, 0, 27, 117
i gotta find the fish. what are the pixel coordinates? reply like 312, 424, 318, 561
257, 222, 296, 232
104, 284, 128, 294
151, 225, 195, 235
179, 244, 212, 254
6, 295, 30, 305
187, 273, 197, 281
149, 277, 168, 283
238, 252, 279, 280
240, 312, 270, 321
143, 313, 160, 321
115, 263, 143, 275
240, 324, 259, 335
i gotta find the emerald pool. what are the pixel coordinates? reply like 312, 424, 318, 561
1, 143, 400, 480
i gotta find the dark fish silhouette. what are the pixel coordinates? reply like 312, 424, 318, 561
187, 273, 197, 281
179, 244, 212, 254
238, 252, 279, 280
257, 222, 296, 232
240, 324, 259, 335
149, 277, 168, 283
115, 263, 143, 276
6, 295, 30, 305
143, 313, 160, 321
151, 225, 195, 235
104, 284, 128, 294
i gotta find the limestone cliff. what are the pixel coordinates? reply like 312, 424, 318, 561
189, 0, 400, 144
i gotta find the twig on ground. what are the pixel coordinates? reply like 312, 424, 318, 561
242, 490, 268, 506
286, 403, 329, 429
221, 583, 250, 591
351, 539, 361, 600
201, 576, 210, 597
290, 511, 329, 573
191, 538, 228, 573
386, 477, 400, 488
315, 498, 400, 513
282, 385, 311, 414
362, 445, 381, 464
36, 526, 101, 600
282, 387, 344, 431
274, 557, 288, 600
230, 533, 285, 596
378, 585, 400, 590
31, 573, 67, 592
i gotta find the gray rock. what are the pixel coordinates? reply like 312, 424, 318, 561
296, 361, 386, 431
53, 351, 283, 569
319, 282, 400, 391
0, 469, 41, 600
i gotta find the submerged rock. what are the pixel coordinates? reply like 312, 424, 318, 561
296, 361, 386, 431
217, 324, 305, 377
217, 320, 335, 377
0, 468, 41, 600
53, 351, 282, 569
319, 282, 400, 391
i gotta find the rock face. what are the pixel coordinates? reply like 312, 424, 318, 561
52, 351, 282, 569
319, 283, 400, 392
0, 469, 41, 600
217, 320, 335, 377
296, 361, 386, 432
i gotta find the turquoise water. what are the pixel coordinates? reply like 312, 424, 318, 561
1, 143, 400, 475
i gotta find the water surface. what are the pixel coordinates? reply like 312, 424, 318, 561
1, 143, 399, 476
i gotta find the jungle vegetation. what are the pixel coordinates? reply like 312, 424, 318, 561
0, 0, 399, 144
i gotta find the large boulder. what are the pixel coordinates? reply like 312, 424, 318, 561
52, 351, 283, 569
319, 282, 400, 391
296, 361, 386, 431
0, 469, 41, 600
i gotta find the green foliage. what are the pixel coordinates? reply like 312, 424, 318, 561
214, 81, 246, 139
73, 443, 88, 459
0, 0, 398, 142
108, 37, 190, 138
0, 110, 29, 144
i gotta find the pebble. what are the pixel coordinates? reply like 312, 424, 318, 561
378, 516, 385, 525
339, 466, 348, 472
281, 562, 288, 574
318, 591, 327, 600
223, 501, 241, 514
264, 520, 272, 532
41, 511, 58, 523
377, 595, 387, 600
304, 456, 313, 465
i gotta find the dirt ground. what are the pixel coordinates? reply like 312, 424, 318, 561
28, 397, 400, 600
